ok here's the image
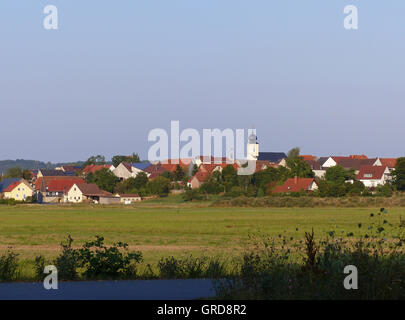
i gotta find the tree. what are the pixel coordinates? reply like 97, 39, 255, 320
285, 147, 313, 178
287, 147, 300, 161
83, 155, 106, 167
91, 168, 119, 193
146, 177, 171, 197
222, 165, 238, 191
173, 165, 185, 181
133, 172, 148, 189
111, 155, 128, 167
5, 167, 31, 180
191, 164, 199, 176
324, 165, 348, 184
393, 157, 405, 191
128, 153, 140, 163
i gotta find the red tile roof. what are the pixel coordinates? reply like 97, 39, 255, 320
379, 158, 397, 169
255, 160, 277, 172
199, 163, 239, 174
35, 176, 85, 191
188, 171, 210, 183
3, 181, 22, 192
82, 164, 112, 174
349, 154, 368, 159
46, 178, 85, 193
356, 166, 388, 180
273, 177, 317, 193
301, 155, 317, 161
158, 159, 191, 171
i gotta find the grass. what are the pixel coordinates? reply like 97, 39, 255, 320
0, 199, 403, 280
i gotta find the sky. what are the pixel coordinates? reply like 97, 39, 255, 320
0, 1, 404, 162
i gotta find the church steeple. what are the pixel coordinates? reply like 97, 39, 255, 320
247, 129, 259, 160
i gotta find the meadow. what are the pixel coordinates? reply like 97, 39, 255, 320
0, 196, 404, 281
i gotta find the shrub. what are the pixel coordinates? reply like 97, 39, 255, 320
0, 250, 20, 281
54, 235, 80, 280
182, 189, 204, 201
77, 236, 143, 279
34, 255, 46, 281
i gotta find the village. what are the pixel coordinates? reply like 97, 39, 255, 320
0, 135, 399, 204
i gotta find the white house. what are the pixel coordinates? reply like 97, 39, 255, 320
356, 166, 391, 188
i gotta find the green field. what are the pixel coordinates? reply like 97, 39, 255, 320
0, 200, 403, 272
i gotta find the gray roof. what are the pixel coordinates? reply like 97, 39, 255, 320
258, 152, 287, 163
0, 178, 21, 193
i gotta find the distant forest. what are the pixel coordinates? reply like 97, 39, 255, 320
0, 159, 84, 174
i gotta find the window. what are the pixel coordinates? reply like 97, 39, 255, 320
364, 174, 373, 178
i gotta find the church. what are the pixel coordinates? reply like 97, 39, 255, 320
246, 132, 287, 164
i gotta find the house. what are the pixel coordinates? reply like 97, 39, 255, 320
34, 176, 84, 191
334, 158, 378, 173
2, 179, 33, 201
379, 158, 397, 173
356, 166, 391, 188
272, 177, 318, 194
115, 193, 142, 204
0, 178, 21, 193
199, 162, 239, 174
317, 156, 379, 173
37, 178, 85, 203
144, 164, 168, 179
37, 169, 73, 179
82, 164, 115, 175
66, 183, 119, 204
187, 172, 210, 189
257, 152, 287, 165
192, 156, 233, 167
55, 165, 81, 174
132, 162, 153, 177
318, 156, 349, 168
112, 162, 134, 180
304, 159, 326, 178
254, 160, 277, 173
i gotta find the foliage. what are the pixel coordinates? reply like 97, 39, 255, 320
215, 212, 405, 299
286, 148, 313, 178
0, 250, 19, 281
53, 235, 80, 280
87, 168, 120, 193
182, 188, 204, 201
77, 236, 143, 279
4, 167, 32, 180
111, 153, 140, 167
393, 157, 405, 191
83, 155, 106, 167
157, 255, 227, 279
146, 176, 171, 197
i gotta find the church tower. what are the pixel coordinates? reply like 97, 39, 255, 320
247, 131, 259, 160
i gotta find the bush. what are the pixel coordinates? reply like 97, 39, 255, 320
215, 215, 405, 299
0, 250, 20, 281
54, 235, 80, 280
182, 189, 204, 201
157, 255, 227, 279
77, 236, 143, 279
34, 255, 46, 281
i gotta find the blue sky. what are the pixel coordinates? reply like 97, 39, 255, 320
0, 1, 404, 162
